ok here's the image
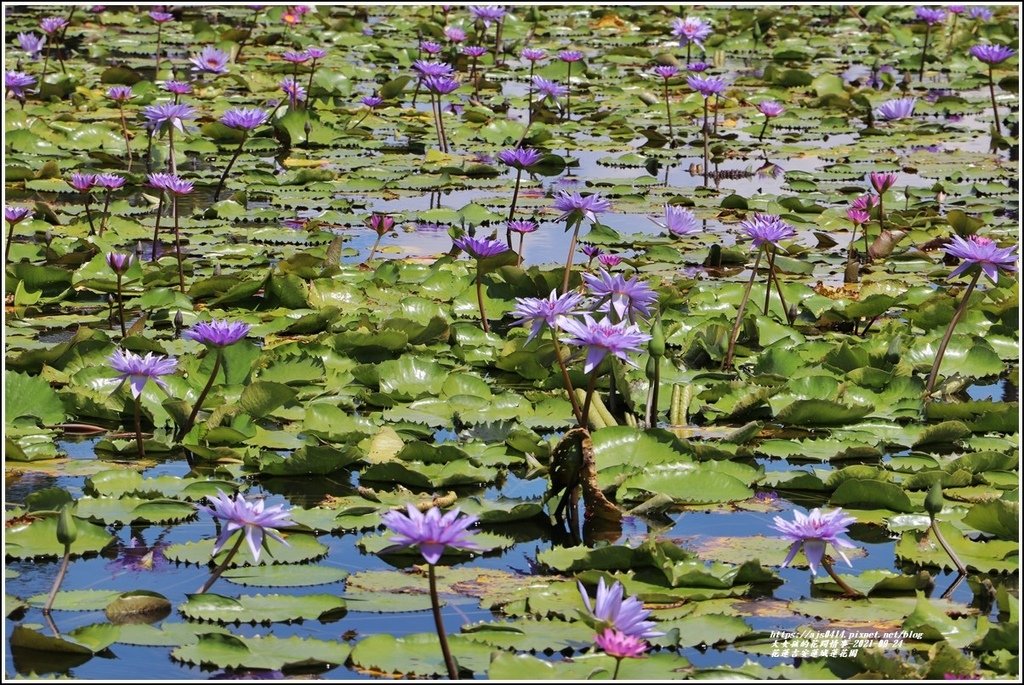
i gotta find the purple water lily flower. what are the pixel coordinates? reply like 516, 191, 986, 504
671, 16, 712, 49
561, 314, 652, 373
498, 148, 543, 169
875, 96, 917, 121
947, 5, 966, 14
687, 74, 728, 97
771, 507, 857, 575
757, 100, 785, 118
969, 44, 1015, 65
106, 85, 133, 102
68, 172, 97, 192
945, 234, 1018, 283
578, 577, 664, 639
454, 235, 508, 259
424, 75, 460, 94
5, 207, 32, 225
521, 48, 546, 62
687, 61, 711, 72
508, 219, 538, 234
108, 348, 177, 398
512, 290, 587, 342
559, 50, 583, 62
444, 26, 467, 43
462, 45, 489, 58
220, 107, 269, 130
413, 60, 454, 78
869, 171, 899, 194
655, 204, 701, 237
368, 214, 395, 235
106, 251, 132, 275
851, 194, 879, 211
18, 33, 46, 59
149, 11, 174, 23
203, 490, 293, 562
184, 319, 251, 347
190, 46, 231, 74
420, 40, 444, 55
583, 270, 658, 322
163, 80, 192, 96
553, 190, 611, 224
595, 629, 648, 660
142, 102, 196, 133
381, 505, 481, 565
40, 16, 68, 35
742, 213, 796, 248
847, 208, 870, 225
532, 75, 568, 102
581, 244, 603, 260
653, 65, 679, 80
598, 253, 623, 268
361, 95, 384, 108
5, 71, 36, 101
469, 5, 506, 26
915, 7, 947, 25
96, 173, 126, 190
280, 77, 306, 106
968, 6, 993, 21
304, 47, 328, 60
281, 50, 310, 64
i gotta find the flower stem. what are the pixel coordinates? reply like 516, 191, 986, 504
305, 60, 318, 107
757, 117, 769, 142
6, 222, 16, 264
115, 274, 126, 338
930, 517, 968, 575
43, 545, 72, 615
119, 105, 133, 172
987, 65, 1002, 137
645, 356, 661, 427
702, 98, 710, 188
42, 44, 52, 85
428, 564, 460, 680
722, 247, 764, 370
173, 195, 184, 292
83, 197, 96, 236
560, 218, 582, 294
167, 127, 176, 175
507, 168, 523, 234
918, 23, 931, 81
98, 190, 113, 237
877, 193, 885, 235
581, 373, 599, 430
475, 268, 490, 333
366, 234, 383, 263
195, 532, 244, 594
213, 134, 247, 202
924, 270, 980, 396
133, 395, 145, 458
437, 96, 449, 153
565, 62, 572, 120
155, 25, 163, 76
527, 62, 535, 125
178, 347, 223, 441
663, 81, 673, 140
430, 93, 443, 152
151, 195, 164, 262
821, 557, 863, 598
946, 13, 958, 54
550, 327, 584, 425
516, 232, 525, 267
611, 656, 623, 681
470, 56, 479, 98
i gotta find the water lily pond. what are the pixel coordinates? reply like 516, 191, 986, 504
3, 3, 1021, 681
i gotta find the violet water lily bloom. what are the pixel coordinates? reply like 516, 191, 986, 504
420, 40, 444, 55
184, 319, 251, 347
915, 7, 947, 24
108, 348, 178, 398
304, 47, 328, 60
18, 33, 46, 59
469, 5, 506, 26
96, 173, 126, 190
581, 244, 603, 259
847, 208, 870, 225
498, 148, 543, 169
653, 65, 679, 80
280, 77, 306, 106
142, 102, 196, 133
5, 71, 36, 100
5, 206, 32, 225
462, 45, 488, 58
532, 75, 568, 102
163, 80, 193, 95
969, 44, 1016, 65
148, 174, 193, 196
757, 100, 785, 118
655, 204, 701, 237
559, 50, 583, 62
221, 107, 269, 130
560, 314, 652, 372
944, 234, 1018, 283
149, 10, 174, 23
40, 16, 69, 35
281, 50, 310, 64
687, 74, 728, 98
508, 219, 538, 234
512, 289, 587, 342
190, 46, 231, 74
368, 214, 395, 235
68, 172, 97, 192
361, 95, 384, 108
583, 269, 658, 322
106, 251, 132, 274
454, 235, 508, 259
521, 48, 546, 62
553, 190, 611, 224
671, 16, 713, 49
770, 507, 857, 575
106, 85, 133, 102
875, 96, 917, 121
742, 213, 796, 248
578, 577, 663, 639
598, 253, 623, 268
424, 75, 460, 95
594, 629, 649, 659
968, 6, 993, 21
851, 194, 878, 211
203, 490, 293, 562
381, 505, 481, 565
869, 171, 899, 194
412, 60, 454, 78
687, 61, 711, 72
444, 26, 466, 43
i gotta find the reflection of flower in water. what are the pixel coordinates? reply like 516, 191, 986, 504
415, 221, 448, 232
107, 535, 169, 574
210, 670, 285, 680
755, 490, 779, 504
755, 160, 784, 179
